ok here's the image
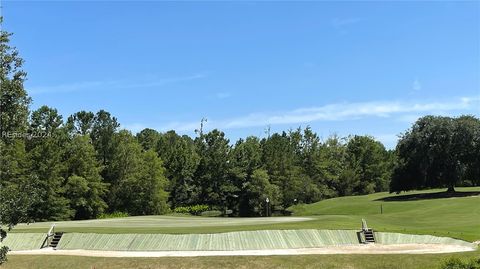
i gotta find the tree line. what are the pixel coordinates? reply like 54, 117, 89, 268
1, 21, 479, 227
1, 102, 396, 220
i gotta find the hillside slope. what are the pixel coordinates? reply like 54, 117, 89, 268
289, 187, 480, 242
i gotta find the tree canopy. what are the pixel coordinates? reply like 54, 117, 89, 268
390, 115, 480, 193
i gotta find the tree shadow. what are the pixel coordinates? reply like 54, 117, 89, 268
376, 191, 480, 202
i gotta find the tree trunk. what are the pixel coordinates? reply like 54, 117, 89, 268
447, 185, 456, 193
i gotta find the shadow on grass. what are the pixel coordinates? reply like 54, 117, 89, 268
376, 191, 480, 202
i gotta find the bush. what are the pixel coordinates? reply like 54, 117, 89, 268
173, 206, 190, 214
98, 212, 129, 219
200, 210, 223, 217
441, 257, 480, 269
173, 205, 210, 216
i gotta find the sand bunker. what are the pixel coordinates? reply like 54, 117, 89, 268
11, 243, 476, 257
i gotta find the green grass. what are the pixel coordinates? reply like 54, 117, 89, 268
4, 250, 480, 269
288, 187, 480, 242
12, 187, 480, 242
4, 187, 480, 269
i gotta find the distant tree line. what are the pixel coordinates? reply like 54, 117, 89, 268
1, 23, 479, 228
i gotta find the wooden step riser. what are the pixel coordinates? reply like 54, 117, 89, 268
362, 230, 376, 243
49, 233, 63, 248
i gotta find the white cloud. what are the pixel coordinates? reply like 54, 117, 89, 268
27, 73, 207, 95
147, 96, 479, 132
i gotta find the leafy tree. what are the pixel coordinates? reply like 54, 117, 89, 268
63, 135, 108, 219
91, 110, 119, 166
136, 128, 161, 151
157, 131, 199, 208
319, 135, 348, 196
27, 106, 72, 220
298, 128, 338, 201
391, 115, 479, 193
135, 150, 169, 215
66, 111, 95, 135
0, 21, 39, 264
453, 116, 480, 186
243, 169, 280, 216
0, 17, 31, 141
0, 139, 30, 186
229, 137, 263, 215
30, 106, 63, 134
230, 137, 262, 176
0, 183, 38, 264
345, 135, 391, 194
108, 130, 169, 215
261, 132, 303, 209
194, 129, 236, 209
107, 130, 143, 212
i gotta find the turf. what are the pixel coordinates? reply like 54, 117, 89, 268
4, 250, 480, 269
288, 187, 480, 242
11, 187, 480, 242
4, 187, 480, 269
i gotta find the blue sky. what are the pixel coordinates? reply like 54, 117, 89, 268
3, 1, 479, 148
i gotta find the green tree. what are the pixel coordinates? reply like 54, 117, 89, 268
345, 135, 391, 194
319, 135, 348, 196
157, 131, 199, 208
453, 116, 480, 186
136, 128, 161, 151
243, 169, 280, 216
391, 115, 479, 193
135, 150, 169, 215
261, 132, 303, 209
194, 129, 236, 209
91, 110, 119, 166
27, 106, 72, 221
0, 17, 31, 141
0, 21, 38, 264
63, 135, 108, 219
29, 106, 63, 134
297, 128, 337, 202
0, 183, 38, 264
0, 139, 30, 186
229, 136, 263, 215
109, 130, 169, 215
66, 111, 95, 135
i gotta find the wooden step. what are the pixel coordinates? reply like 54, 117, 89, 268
362, 230, 376, 243
49, 232, 64, 248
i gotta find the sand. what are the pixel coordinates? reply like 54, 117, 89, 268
10, 243, 476, 257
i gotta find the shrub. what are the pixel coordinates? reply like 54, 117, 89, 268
173, 205, 210, 216
173, 206, 190, 214
441, 257, 480, 269
98, 212, 129, 219
190, 205, 210, 215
